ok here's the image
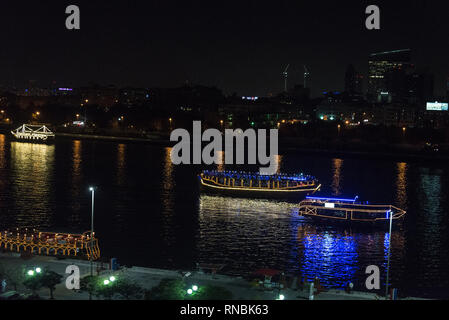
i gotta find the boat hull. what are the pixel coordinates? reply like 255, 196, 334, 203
299, 213, 405, 228
11, 135, 55, 144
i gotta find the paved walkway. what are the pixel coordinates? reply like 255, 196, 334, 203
0, 254, 419, 300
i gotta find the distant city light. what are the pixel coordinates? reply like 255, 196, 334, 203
242, 96, 259, 101
58, 88, 73, 91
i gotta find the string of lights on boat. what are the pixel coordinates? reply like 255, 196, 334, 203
201, 170, 315, 182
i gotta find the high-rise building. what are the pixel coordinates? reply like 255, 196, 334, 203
406, 72, 434, 104
304, 66, 311, 90
367, 49, 412, 102
345, 64, 363, 94
447, 77, 449, 101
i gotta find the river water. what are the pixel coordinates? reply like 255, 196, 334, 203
0, 134, 448, 298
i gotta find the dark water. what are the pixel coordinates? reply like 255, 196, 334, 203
0, 134, 448, 298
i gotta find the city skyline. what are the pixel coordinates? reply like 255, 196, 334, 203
0, 1, 448, 97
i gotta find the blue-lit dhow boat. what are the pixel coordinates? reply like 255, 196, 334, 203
298, 196, 406, 225
198, 170, 321, 199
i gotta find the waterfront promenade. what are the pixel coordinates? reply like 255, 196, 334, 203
0, 253, 425, 300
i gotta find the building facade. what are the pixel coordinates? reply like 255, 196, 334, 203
367, 49, 412, 103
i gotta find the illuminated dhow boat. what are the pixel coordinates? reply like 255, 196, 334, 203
199, 170, 321, 199
299, 196, 406, 224
11, 124, 55, 142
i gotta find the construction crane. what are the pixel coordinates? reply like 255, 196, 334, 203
304, 65, 310, 89
283, 64, 290, 92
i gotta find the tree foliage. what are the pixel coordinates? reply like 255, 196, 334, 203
145, 278, 186, 300
144, 278, 234, 300
22, 268, 63, 299
114, 277, 143, 300
0, 263, 26, 291
79, 274, 143, 300
23, 274, 43, 296
190, 285, 233, 300
40, 270, 62, 299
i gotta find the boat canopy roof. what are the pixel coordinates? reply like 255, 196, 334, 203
306, 196, 359, 203
201, 170, 316, 181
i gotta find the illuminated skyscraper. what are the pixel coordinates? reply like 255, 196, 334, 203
367, 49, 412, 102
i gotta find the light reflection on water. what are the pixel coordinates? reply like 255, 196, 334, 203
0, 135, 5, 169
0, 135, 6, 203
331, 158, 343, 196
9, 141, 55, 227
0, 134, 448, 297
395, 162, 408, 210
299, 225, 358, 287
68, 140, 83, 225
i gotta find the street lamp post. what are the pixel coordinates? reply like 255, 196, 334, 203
385, 209, 393, 299
89, 187, 95, 277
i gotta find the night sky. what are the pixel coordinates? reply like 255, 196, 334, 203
1, 0, 448, 97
